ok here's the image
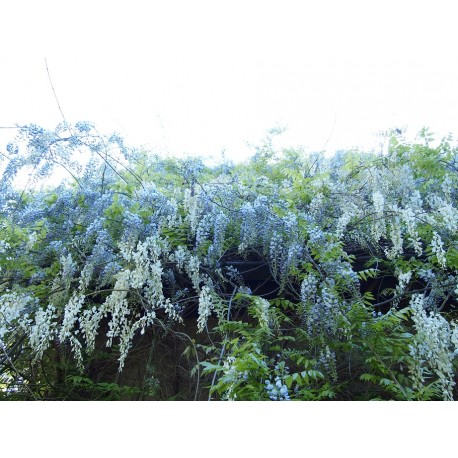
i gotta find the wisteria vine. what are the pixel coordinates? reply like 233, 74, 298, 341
1, 123, 458, 400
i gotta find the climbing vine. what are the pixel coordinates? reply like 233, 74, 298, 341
1, 123, 458, 400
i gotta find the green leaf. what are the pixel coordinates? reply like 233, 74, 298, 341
360, 373, 377, 383
285, 375, 293, 389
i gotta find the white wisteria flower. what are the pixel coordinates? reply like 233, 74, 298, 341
431, 231, 447, 268
197, 286, 213, 333
408, 294, 458, 401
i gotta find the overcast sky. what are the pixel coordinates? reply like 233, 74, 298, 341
1, 1, 458, 162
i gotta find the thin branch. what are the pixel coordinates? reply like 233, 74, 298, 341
438, 288, 455, 313
372, 281, 457, 309
155, 318, 201, 401
0, 334, 26, 366
44, 58, 69, 127
0, 339, 40, 401
320, 110, 337, 152
208, 286, 237, 401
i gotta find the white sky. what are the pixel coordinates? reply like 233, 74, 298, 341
1, 0, 458, 162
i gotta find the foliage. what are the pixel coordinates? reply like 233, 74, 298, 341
1, 122, 458, 400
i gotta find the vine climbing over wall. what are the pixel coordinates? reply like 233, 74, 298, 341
1, 123, 458, 400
